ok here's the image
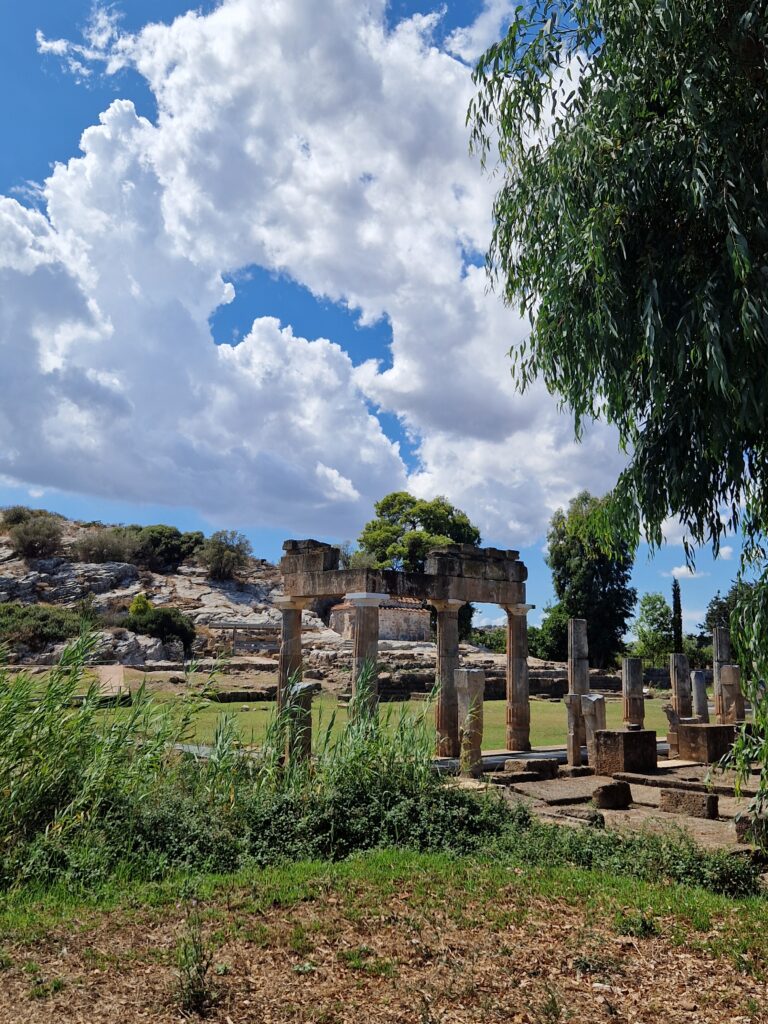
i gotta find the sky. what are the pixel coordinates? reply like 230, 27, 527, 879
0, 0, 739, 631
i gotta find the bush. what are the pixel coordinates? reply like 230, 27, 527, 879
8, 515, 63, 559
0, 603, 83, 651
70, 527, 138, 564
125, 594, 196, 654
198, 530, 252, 580
1, 505, 33, 528
132, 525, 204, 572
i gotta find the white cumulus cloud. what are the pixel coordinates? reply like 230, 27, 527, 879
1, 0, 628, 544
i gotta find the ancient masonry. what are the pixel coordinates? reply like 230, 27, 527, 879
278, 539, 532, 755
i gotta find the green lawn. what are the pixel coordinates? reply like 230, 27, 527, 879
156, 692, 671, 749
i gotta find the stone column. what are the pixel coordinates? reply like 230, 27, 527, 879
433, 599, 464, 756
505, 604, 533, 752
622, 657, 644, 728
456, 668, 485, 778
670, 653, 692, 718
566, 618, 589, 765
691, 670, 709, 722
581, 693, 606, 767
346, 592, 388, 714
275, 597, 306, 708
285, 682, 314, 763
720, 664, 746, 724
713, 626, 731, 723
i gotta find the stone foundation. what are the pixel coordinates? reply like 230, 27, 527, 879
677, 723, 735, 763
659, 789, 719, 819
592, 729, 657, 775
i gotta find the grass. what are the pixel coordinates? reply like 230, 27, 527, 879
107, 692, 672, 749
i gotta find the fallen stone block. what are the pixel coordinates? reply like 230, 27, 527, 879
592, 781, 632, 810
503, 758, 559, 779
659, 789, 719, 819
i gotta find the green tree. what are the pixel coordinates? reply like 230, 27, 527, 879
358, 492, 481, 639
532, 602, 570, 662
703, 581, 755, 633
632, 594, 674, 669
198, 530, 252, 581
358, 492, 480, 571
469, 0, 768, 833
672, 578, 683, 653
546, 491, 636, 667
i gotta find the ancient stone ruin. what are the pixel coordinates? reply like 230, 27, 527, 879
278, 538, 532, 755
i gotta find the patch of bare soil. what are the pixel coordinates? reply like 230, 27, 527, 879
0, 880, 764, 1024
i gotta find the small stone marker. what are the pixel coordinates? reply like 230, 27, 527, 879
659, 789, 719, 819
592, 781, 632, 810
456, 668, 484, 778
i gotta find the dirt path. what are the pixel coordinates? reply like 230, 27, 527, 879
1, 877, 764, 1023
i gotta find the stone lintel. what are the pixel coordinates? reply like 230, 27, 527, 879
344, 592, 390, 607
282, 567, 524, 606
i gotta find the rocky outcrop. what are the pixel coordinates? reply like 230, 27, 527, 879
0, 559, 140, 605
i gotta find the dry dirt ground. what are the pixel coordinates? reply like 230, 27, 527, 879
1, 863, 765, 1024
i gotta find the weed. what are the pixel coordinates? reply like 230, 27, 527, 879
339, 945, 395, 977
613, 909, 659, 938
288, 924, 313, 955
0, 950, 12, 970
532, 987, 567, 1023
29, 976, 64, 999
175, 910, 216, 1016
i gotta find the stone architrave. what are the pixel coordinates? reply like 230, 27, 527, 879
433, 599, 464, 757
580, 693, 606, 766
456, 668, 485, 777
670, 653, 692, 718
274, 597, 307, 708
691, 670, 709, 722
285, 682, 315, 763
622, 657, 644, 728
720, 664, 746, 724
345, 592, 389, 713
505, 604, 533, 752
713, 626, 731, 723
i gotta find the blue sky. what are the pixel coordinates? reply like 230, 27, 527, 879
0, 1, 739, 632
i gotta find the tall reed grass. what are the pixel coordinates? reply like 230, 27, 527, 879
0, 635, 760, 898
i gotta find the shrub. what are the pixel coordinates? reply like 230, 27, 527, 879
126, 594, 196, 654
470, 627, 506, 652
8, 515, 63, 559
131, 525, 204, 572
0, 603, 83, 651
1, 506, 33, 528
70, 528, 138, 564
198, 530, 252, 580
